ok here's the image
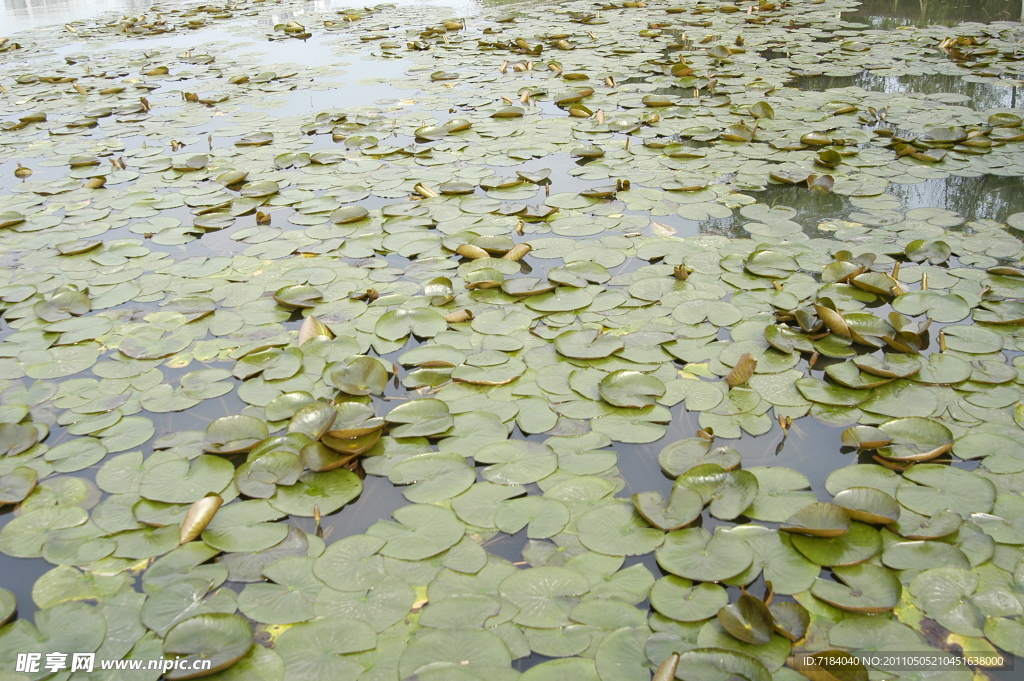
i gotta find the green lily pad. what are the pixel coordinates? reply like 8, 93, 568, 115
649, 576, 728, 623
367, 504, 464, 560
140, 455, 234, 504
908, 567, 984, 636
376, 308, 447, 341
499, 566, 590, 628
810, 563, 901, 613
385, 399, 453, 437
0, 588, 14, 626
237, 556, 321, 624
204, 415, 270, 455
632, 487, 703, 531
897, 464, 996, 517
675, 648, 770, 681
494, 496, 570, 539
675, 464, 758, 521
882, 539, 970, 570
832, 487, 899, 524
575, 501, 666, 556
329, 356, 389, 395
656, 528, 753, 582
554, 328, 624, 359
270, 469, 362, 517
389, 453, 475, 504
769, 602, 809, 642
162, 613, 254, 679
201, 500, 288, 553
781, 503, 850, 537
790, 522, 881, 566
0, 466, 38, 504
475, 440, 557, 485
659, 438, 741, 476
273, 615, 376, 679
726, 526, 820, 595
718, 594, 775, 645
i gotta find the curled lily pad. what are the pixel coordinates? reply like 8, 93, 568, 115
287, 402, 337, 441
675, 464, 758, 521
204, 415, 270, 454
718, 593, 775, 646
599, 370, 666, 408
781, 503, 850, 537
331, 205, 369, 224
265, 392, 316, 422
327, 402, 383, 439
162, 613, 254, 679
633, 487, 703, 531
273, 285, 323, 309
769, 602, 809, 642
875, 417, 952, 462
329, 356, 389, 396
840, 425, 892, 450
236, 451, 303, 499
179, 495, 223, 544
660, 438, 741, 476
832, 487, 899, 524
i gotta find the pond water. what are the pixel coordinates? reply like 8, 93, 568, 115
2, 0, 1024, 678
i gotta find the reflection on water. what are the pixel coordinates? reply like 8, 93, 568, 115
754, 174, 1024, 229
845, 0, 1023, 27
789, 73, 1023, 113
3, 0, 489, 33
3, 0, 156, 32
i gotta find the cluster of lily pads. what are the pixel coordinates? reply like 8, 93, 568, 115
3, 0, 1024, 678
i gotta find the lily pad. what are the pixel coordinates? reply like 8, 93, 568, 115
162, 613, 254, 679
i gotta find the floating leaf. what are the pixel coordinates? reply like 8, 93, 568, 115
810, 563, 901, 613
179, 495, 223, 544
577, 502, 666, 555
781, 503, 850, 537
675, 464, 758, 521
599, 370, 666, 408
718, 594, 775, 645
162, 613, 254, 679
656, 528, 753, 582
